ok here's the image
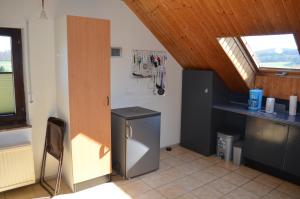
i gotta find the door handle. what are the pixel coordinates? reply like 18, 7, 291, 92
126, 126, 130, 138
125, 125, 133, 138
129, 126, 133, 138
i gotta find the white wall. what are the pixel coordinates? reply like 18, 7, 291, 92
56, 0, 183, 147
0, 0, 182, 180
0, 0, 58, 179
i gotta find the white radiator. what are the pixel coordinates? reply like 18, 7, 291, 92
0, 144, 35, 192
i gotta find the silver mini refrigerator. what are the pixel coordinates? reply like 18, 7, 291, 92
111, 107, 161, 179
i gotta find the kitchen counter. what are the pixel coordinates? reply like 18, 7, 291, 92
213, 102, 300, 127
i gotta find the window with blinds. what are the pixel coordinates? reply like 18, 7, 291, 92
0, 28, 26, 125
217, 37, 256, 86
0, 36, 15, 114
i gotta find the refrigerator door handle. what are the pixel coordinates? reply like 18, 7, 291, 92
126, 126, 130, 138
125, 125, 133, 138
129, 125, 133, 138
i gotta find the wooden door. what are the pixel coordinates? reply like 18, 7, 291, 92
67, 16, 111, 183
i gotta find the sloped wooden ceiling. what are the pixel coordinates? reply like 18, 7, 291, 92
123, 0, 300, 93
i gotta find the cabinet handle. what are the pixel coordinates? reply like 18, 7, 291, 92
107, 96, 110, 106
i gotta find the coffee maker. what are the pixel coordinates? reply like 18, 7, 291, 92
248, 89, 263, 111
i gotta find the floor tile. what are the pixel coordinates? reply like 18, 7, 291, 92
112, 174, 139, 186
234, 166, 261, 179
175, 162, 200, 175
224, 187, 259, 199
216, 161, 240, 171
4, 185, 35, 199
277, 182, 300, 199
166, 146, 189, 156
189, 170, 219, 186
254, 173, 283, 188
161, 157, 185, 167
142, 168, 185, 188
31, 184, 50, 198
159, 161, 173, 172
176, 152, 201, 162
262, 189, 294, 199
242, 181, 273, 197
54, 182, 131, 199
192, 184, 223, 199
207, 178, 237, 194
175, 193, 199, 199
134, 189, 166, 199
157, 176, 202, 199
189, 158, 214, 171
222, 172, 250, 186
201, 155, 222, 164
160, 149, 173, 160
205, 166, 231, 177
185, 150, 206, 159
119, 180, 152, 197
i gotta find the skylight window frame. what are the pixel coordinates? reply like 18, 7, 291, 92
239, 33, 300, 72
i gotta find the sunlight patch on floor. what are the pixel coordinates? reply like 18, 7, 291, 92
53, 183, 132, 199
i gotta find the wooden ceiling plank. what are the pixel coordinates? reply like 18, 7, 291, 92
281, 0, 300, 54
131, 0, 198, 66
215, 0, 245, 36
260, 0, 291, 34
241, 0, 276, 35
123, 0, 300, 93
225, 0, 262, 35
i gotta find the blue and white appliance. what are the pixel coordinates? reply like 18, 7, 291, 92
248, 89, 263, 111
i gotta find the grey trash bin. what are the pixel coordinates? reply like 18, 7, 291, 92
233, 141, 243, 166
217, 132, 240, 161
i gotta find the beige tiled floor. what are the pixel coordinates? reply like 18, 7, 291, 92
1, 145, 300, 199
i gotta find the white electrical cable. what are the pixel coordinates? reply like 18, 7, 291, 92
25, 20, 34, 103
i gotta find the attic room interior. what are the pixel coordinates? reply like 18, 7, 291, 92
1, 0, 300, 198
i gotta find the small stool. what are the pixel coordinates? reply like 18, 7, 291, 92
40, 117, 66, 196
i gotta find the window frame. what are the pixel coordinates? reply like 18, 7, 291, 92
240, 34, 300, 73
0, 28, 26, 126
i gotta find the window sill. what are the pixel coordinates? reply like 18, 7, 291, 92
0, 124, 32, 149
0, 123, 32, 132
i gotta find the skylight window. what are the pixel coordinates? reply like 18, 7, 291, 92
241, 34, 300, 70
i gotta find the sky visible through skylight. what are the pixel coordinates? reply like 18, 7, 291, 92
242, 34, 300, 69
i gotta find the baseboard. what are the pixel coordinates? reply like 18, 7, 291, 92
73, 175, 110, 192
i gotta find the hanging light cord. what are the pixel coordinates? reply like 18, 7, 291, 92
40, 0, 47, 19
42, 0, 45, 10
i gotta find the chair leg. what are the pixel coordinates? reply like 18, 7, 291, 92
40, 140, 48, 182
54, 153, 64, 195
40, 150, 64, 196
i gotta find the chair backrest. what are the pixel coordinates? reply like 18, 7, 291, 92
46, 117, 66, 160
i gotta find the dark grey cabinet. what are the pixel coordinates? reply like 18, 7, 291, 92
180, 70, 228, 155
284, 126, 300, 176
244, 117, 289, 170
244, 117, 300, 177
